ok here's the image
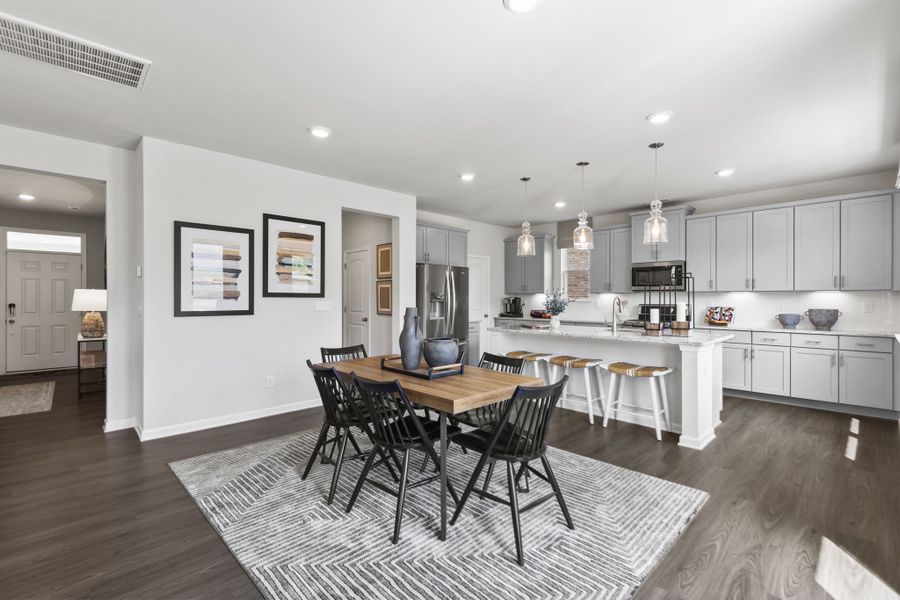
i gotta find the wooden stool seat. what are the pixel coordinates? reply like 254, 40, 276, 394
507, 351, 536, 360
603, 362, 671, 377
506, 352, 552, 382
522, 353, 551, 362
569, 358, 604, 369
545, 355, 606, 425
549, 355, 579, 367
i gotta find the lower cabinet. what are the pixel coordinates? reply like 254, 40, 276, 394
791, 348, 839, 403
751, 345, 790, 396
722, 343, 751, 391
839, 350, 894, 410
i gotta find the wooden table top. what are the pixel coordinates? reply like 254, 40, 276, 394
321, 355, 543, 415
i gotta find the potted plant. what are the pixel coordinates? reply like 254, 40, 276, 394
543, 289, 570, 330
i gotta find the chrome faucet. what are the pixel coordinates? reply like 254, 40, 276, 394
611, 296, 624, 335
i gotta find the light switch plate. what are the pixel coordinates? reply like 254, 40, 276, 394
136, 265, 142, 277
861, 301, 873, 314
315, 301, 333, 312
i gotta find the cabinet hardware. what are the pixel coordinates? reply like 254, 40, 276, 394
806, 340, 821, 344
761, 337, 776, 342
831, 353, 836, 366
709, 278, 713, 290
841, 275, 846, 288
833, 275, 838, 288
856, 343, 875, 347
744, 348, 749, 359
752, 278, 756, 289
751, 348, 755, 359
839, 353, 845, 367
745, 278, 750, 289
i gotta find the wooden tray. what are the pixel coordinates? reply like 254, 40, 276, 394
380, 356, 465, 380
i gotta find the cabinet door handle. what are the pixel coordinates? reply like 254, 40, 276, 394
760, 337, 777, 342
839, 353, 845, 367
745, 278, 750, 289
752, 278, 756, 289
856, 343, 875, 347
831, 353, 836, 367
806, 340, 822, 345
751, 348, 755, 359
833, 275, 838, 288
709, 278, 714, 290
841, 275, 846, 288
744, 348, 749, 359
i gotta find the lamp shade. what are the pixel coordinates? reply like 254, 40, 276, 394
72, 289, 107, 312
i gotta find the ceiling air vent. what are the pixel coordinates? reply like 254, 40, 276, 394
0, 12, 151, 88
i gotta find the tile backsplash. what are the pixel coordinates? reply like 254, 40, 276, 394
519, 291, 900, 332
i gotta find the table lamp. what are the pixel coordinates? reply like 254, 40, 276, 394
72, 289, 107, 338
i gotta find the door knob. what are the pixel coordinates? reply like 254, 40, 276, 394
361, 317, 368, 322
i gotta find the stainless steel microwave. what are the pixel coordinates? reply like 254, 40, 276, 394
631, 261, 686, 291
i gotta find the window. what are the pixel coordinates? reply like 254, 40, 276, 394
6, 231, 82, 254
562, 248, 590, 301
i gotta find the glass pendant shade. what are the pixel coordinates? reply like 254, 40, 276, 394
642, 199, 669, 244
517, 220, 535, 256
573, 210, 594, 249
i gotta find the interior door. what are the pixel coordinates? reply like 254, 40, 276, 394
342, 249, 370, 349
7, 251, 83, 372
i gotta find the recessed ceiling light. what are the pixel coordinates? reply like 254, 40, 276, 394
459, 172, 476, 182
554, 201, 566, 208
646, 111, 673, 124
503, 0, 540, 13
716, 168, 736, 177
18, 193, 35, 201
308, 126, 331, 139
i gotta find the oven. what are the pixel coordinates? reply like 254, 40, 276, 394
631, 261, 686, 291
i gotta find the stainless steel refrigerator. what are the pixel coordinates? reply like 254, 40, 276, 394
416, 263, 470, 363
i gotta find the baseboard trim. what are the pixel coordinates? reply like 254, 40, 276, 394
138, 399, 319, 442
103, 417, 135, 433
724, 390, 900, 420
560, 398, 682, 434
678, 430, 716, 451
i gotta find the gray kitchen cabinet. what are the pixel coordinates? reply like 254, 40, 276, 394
630, 213, 654, 263
686, 217, 716, 292
415, 224, 427, 263
716, 212, 753, 291
840, 194, 893, 290
424, 226, 448, 264
751, 345, 790, 396
589, 229, 611, 293
504, 240, 525, 294
722, 343, 751, 391
839, 349, 893, 409
609, 227, 632, 292
448, 229, 467, 267
505, 234, 553, 294
753, 207, 793, 291
629, 207, 691, 263
790, 347, 839, 403
894, 192, 900, 292
794, 202, 840, 291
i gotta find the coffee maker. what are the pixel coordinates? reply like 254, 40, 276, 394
501, 296, 523, 318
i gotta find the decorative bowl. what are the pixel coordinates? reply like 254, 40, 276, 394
423, 337, 460, 367
775, 313, 804, 329
805, 309, 842, 331
530, 310, 550, 319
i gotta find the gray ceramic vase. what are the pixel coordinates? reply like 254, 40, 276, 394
423, 337, 459, 368
399, 307, 424, 370
775, 313, 804, 329
805, 308, 842, 331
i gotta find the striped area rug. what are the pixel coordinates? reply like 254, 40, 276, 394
170, 428, 707, 599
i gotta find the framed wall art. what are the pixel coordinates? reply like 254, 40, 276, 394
376, 279, 392, 316
263, 213, 325, 298
174, 221, 254, 316
376, 242, 392, 279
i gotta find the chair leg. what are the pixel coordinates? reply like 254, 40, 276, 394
540, 455, 574, 530
515, 462, 530, 493
480, 461, 495, 500
346, 446, 378, 513
392, 449, 411, 544
659, 375, 672, 431
583, 367, 594, 425
603, 373, 617, 428
347, 429, 363, 456
560, 366, 570, 405
327, 427, 350, 505
648, 378, 662, 442
450, 450, 490, 525
302, 422, 330, 480
506, 461, 524, 567
378, 447, 400, 483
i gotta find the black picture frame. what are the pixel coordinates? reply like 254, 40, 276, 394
174, 221, 255, 317
262, 213, 326, 298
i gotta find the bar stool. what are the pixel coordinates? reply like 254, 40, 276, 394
601, 362, 672, 441
547, 356, 606, 425
506, 351, 552, 382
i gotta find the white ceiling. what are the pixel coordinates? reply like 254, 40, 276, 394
0, 166, 105, 216
0, 0, 897, 226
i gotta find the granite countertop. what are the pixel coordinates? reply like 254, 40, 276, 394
487, 325, 734, 347
694, 324, 900, 338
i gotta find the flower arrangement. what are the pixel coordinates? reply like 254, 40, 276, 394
543, 289, 570, 316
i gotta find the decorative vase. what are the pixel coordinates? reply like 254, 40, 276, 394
423, 337, 459, 367
399, 307, 424, 370
550, 315, 561, 330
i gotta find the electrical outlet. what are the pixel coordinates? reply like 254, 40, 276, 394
861, 302, 873, 314
315, 301, 333, 312
265, 375, 275, 388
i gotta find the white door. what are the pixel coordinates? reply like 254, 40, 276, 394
716, 213, 753, 291
7, 251, 83, 372
342, 249, 370, 349
752, 207, 793, 291
467, 255, 490, 355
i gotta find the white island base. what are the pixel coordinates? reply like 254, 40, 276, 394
487, 325, 734, 450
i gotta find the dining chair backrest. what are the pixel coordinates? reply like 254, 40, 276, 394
352, 375, 427, 450
478, 352, 525, 374
491, 377, 568, 461
321, 344, 368, 363
307, 359, 360, 426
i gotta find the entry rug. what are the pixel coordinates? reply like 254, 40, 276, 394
0, 381, 54, 417
170, 428, 708, 600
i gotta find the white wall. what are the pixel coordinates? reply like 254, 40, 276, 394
139, 138, 415, 439
0, 124, 141, 431
342, 210, 393, 355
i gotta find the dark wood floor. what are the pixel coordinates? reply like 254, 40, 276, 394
1, 371, 898, 599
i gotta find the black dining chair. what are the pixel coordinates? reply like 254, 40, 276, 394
321, 344, 368, 363
450, 377, 573, 566
303, 360, 397, 504
346, 375, 461, 544
455, 352, 525, 429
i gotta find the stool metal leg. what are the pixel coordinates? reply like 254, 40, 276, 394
659, 375, 672, 431
648, 378, 663, 441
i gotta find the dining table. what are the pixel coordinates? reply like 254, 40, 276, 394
322, 354, 543, 540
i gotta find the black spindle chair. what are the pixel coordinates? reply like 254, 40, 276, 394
450, 377, 573, 566
321, 344, 368, 363
303, 360, 398, 505
346, 375, 461, 544
455, 352, 525, 428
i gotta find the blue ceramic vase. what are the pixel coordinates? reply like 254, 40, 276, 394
399, 307, 423, 370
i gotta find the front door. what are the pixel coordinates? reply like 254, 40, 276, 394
7, 251, 83, 372
343, 249, 370, 349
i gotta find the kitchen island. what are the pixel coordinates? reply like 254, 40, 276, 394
487, 324, 735, 450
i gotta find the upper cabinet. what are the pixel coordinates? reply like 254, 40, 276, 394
686, 217, 716, 292
752, 207, 793, 291
630, 207, 692, 263
716, 212, 753, 291
505, 234, 554, 294
589, 229, 611, 293
588, 226, 631, 293
895, 192, 900, 292
795, 202, 840, 291
416, 223, 467, 267
841, 195, 892, 290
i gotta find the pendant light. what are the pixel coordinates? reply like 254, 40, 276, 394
572, 161, 593, 250
643, 142, 669, 245
516, 177, 535, 256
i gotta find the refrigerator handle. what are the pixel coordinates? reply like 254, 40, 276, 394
448, 269, 456, 338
